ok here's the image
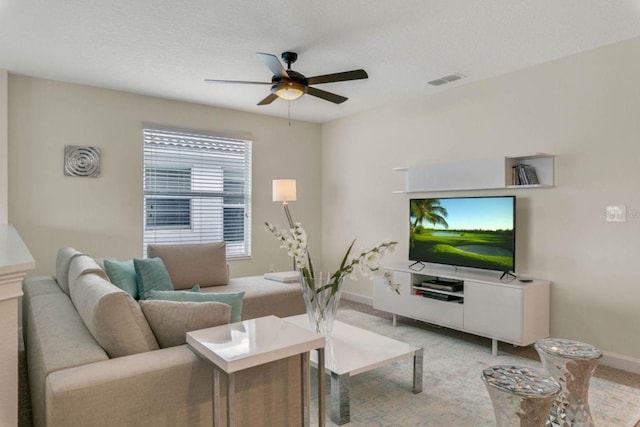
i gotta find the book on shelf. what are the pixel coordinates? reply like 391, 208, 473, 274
523, 165, 539, 184
512, 164, 539, 185
518, 165, 528, 185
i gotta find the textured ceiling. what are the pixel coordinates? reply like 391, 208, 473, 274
1, 1, 640, 123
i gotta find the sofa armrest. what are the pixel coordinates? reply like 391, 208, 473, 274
45, 345, 303, 427
46, 346, 211, 427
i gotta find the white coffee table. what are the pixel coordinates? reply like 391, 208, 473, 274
187, 315, 326, 427
284, 314, 423, 425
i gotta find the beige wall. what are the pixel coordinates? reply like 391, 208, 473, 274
0, 69, 7, 225
322, 37, 640, 360
8, 37, 640, 363
8, 76, 322, 277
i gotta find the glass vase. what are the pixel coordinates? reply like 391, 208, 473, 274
300, 274, 343, 335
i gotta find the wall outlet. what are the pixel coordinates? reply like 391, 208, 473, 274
606, 205, 626, 222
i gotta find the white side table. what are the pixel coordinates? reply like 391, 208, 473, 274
482, 365, 560, 427
187, 315, 326, 427
535, 338, 602, 427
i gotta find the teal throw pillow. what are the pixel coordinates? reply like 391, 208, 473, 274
104, 259, 138, 299
147, 289, 244, 322
134, 257, 174, 300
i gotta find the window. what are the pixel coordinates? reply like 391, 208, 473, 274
143, 127, 252, 258
145, 168, 192, 230
146, 197, 191, 229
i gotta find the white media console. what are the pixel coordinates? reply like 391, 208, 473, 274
373, 262, 550, 355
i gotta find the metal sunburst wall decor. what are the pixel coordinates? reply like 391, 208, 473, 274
64, 145, 101, 177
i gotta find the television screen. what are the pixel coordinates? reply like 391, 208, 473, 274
409, 196, 516, 272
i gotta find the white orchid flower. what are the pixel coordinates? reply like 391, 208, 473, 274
267, 220, 397, 297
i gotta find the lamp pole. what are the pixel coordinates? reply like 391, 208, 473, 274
273, 179, 297, 271
282, 201, 294, 229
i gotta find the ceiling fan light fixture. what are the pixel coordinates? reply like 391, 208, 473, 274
273, 81, 306, 101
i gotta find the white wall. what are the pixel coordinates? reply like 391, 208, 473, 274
0, 69, 7, 225
322, 37, 640, 360
8, 76, 322, 277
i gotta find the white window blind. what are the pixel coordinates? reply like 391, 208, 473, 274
143, 127, 252, 258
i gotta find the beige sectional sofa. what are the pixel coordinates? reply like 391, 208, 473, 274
23, 245, 306, 427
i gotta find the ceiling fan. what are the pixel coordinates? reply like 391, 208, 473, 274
204, 52, 368, 105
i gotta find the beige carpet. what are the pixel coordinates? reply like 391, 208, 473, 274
307, 302, 640, 426
341, 299, 640, 391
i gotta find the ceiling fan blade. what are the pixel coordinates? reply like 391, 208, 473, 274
204, 79, 271, 85
257, 93, 279, 105
307, 69, 368, 85
256, 53, 289, 79
306, 87, 348, 104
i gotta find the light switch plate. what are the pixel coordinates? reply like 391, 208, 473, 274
606, 206, 626, 222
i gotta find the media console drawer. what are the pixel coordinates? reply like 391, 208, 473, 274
406, 295, 464, 329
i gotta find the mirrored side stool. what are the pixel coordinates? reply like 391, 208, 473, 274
482, 365, 561, 427
535, 338, 603, 427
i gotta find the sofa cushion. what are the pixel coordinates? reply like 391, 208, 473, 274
22, 276, 65, 339
68, 254, 109, 288
134, 257, 174, 300
71, 273, 159, 358
199, 276, 306, 320
23, 275, 64, 300
147, 242, 228, 289
139, 300, 231, 348
148, 289, 244, 323
55, 247, 84, 295
104, 259, 138, 298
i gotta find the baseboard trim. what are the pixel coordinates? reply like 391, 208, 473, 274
341, 291, 373, 306
339, 292, 640, 375
601, 351, 640, 375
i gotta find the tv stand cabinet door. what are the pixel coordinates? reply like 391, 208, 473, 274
373, 271, 411, 314
463, 281, 523, 344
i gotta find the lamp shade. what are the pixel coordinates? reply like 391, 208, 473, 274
272, 179, 297, 202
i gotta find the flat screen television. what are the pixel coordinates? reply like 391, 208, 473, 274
409, 196, 516, 273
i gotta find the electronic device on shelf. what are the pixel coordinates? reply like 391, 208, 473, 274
409, 196, 516, 275
420, 290, 463, 302
420, 278, 464, 292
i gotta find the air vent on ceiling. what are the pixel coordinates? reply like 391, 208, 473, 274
428, 73, 465, 87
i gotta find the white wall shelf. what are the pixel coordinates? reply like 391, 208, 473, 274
373, 262, 550, 355
393, 153, 554, 193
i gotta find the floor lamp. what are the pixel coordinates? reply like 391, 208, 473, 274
272, 179, 296, 229
273, 179, 297, 270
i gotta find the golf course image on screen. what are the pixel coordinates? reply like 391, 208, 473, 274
409, 196, 515, 272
